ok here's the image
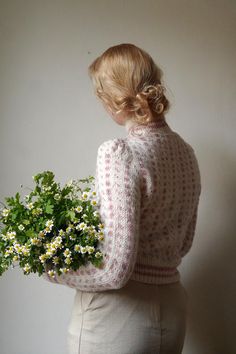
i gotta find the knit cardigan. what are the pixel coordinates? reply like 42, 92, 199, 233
43, 120, 201, 291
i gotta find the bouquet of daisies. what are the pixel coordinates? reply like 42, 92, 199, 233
0, 171, 105, 279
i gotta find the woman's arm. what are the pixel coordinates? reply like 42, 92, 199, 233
180, 146, 201, 258
180, 203, 199, 258
42, 138, 141, 291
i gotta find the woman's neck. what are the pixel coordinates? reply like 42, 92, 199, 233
124, 114, 166, 132
124, 119, 139, 132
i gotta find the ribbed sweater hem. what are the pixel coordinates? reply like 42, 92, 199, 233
130, 255, 181, 285
130, 268, 180, 285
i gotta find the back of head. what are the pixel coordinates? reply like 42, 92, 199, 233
88, 43, 170, 124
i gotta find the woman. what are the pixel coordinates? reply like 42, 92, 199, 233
43, 43, 201, 354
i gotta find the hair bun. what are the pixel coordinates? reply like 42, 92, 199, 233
137, 84, 165, 100
134, 84, 166, 119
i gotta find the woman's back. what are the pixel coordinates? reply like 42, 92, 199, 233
125, 120, 201, 284
66, 121, 202, 354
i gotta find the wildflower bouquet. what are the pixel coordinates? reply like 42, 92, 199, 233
0, 171, 105, 279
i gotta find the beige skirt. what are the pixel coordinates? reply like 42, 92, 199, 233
66, 279, 188, 354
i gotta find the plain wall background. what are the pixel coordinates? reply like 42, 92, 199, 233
0, 1, 235, 353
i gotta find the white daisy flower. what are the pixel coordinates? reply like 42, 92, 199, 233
59, 267, 70, 274
81, 191, 90, 200
35, 207, 43, 215
87, 246, 95, 254
65, 257, 72, 265
2, 208, 10, 217
97, 231, 104, 241
74, 244, 81, 252
23, 263, 31, 273
26, 202, 34, 210
75, 205, 83, 213
91, 191, 97, 197
39, 254, 48, 263
1, 234, 7, 241
5, 250, 11, 257
13, 242, 21, 253
66, 226, 72, 233
69, 234, 76, 241
6, 231, 16, 240
48, 270, 56, 278
95, 251, 103, 258
55, 242, 63, 250
55, 236, 62, 244
51, 243, 57, 251
52, 256, 59, 265
76, 222, 87, 231
88, 229, 96, 237
35, 239, 42, 247
45, 242, 52, 249
63, 248, 71, 257
53, 242, 60, 249
38, 231, 45, 239
18, 224, 25, 231
88, 225, 95, 231
21, 246, 30, 256
45, 220, 54, 229
46, 250, 53, 257
30, 237, 39, 245
44, 186, 52, 191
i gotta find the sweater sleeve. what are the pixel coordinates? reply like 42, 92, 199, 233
180, 202, 199, 258
42, 138, 141, 291
180, 144, 201, 258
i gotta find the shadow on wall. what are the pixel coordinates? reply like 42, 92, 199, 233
185, 143, 236, 354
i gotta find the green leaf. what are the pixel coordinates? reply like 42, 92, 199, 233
5, 196, 15, 207
11, 212, 18, 220
45, 201, 54, 214
35, 186, 41, 194
67, 211, 75, 221
15, 192, 20, 203
25, 230, 35, 238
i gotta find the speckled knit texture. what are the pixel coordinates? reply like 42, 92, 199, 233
43, 120, 201, 291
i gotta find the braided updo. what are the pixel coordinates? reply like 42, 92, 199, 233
88, 43, 170, 124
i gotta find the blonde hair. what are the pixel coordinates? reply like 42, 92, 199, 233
88, 43, 170, 124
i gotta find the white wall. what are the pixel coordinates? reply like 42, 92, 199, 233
0, 1, 235, 353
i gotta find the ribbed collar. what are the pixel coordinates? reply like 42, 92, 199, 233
126, 119, 172, 137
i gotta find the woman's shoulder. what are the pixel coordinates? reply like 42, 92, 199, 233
97, 137, 133, 162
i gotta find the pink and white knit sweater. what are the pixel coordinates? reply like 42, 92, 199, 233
43, 120, 201, 291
